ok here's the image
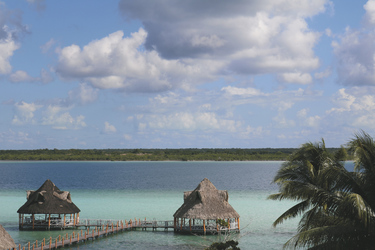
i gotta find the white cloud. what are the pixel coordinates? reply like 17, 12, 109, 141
40, 38, 56, 53
0, 35, 19, 74
56, 29, 218, 93
120, 0, 325, 76
9, 69, 53, 84
332, 0, 375, 87
12, 101, 42, 125
123, 134, 132, 140
145, 112, 239, 132
364, 0, 375, 24
41, 106, 86, 130
297, 108, 321, 127
9, 70, 34, 83
221, 86, 265, 96
68, 83, 99, 105
103, 122, 117, 134
279, 72, 313, 84
314, 67, 332, 79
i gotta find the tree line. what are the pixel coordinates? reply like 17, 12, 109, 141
0, 147, 351, 161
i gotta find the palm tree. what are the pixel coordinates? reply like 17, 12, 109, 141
269, 133, 375, 249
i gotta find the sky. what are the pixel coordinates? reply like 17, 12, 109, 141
1, 0, 375, 149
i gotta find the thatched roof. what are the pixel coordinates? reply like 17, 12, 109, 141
0, 224, 16, 250
173, 178, 239, 220
17, 179, 80, 215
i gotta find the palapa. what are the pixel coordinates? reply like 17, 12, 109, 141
17, 179, 80, 230
0, 224, 16, 250
17, 179, 80, 215
174, 178, 239, 220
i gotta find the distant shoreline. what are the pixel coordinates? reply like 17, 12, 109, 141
0, 148, 351, 161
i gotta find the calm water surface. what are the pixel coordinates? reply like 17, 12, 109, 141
0, 161, 354, 249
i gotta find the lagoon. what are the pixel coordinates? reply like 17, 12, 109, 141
0, 161, 314, 249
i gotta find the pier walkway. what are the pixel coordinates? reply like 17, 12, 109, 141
15, 218, 174, 250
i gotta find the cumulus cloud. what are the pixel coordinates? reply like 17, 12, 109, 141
12, 101, 42, 125
143, 112, 239, 132
68, 83, 99, 105
0, 34, 19, 74
118, 0, 325, 83
326, 87, 375, 130
364, 0, 375, 24
40, 38, 56, 53
9, 69, 53, 84
297, 108, 321, 127
55, 29, 219, 92
0, 2, 29, 75
103, 122, 117, 134
41, 106, 86, 130
332, 0, 375, 86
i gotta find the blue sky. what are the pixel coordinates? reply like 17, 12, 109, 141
1, 0, 375, 149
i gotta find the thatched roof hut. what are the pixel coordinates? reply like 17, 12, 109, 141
0, 224, 16, 250
173, 178, 240, 234
17, 179, 80, 230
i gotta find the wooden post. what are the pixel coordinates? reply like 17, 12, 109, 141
63, 214, 66, 228
203, 220, 206, 234
49, 237, 52, 249
189, 219, 191, 232
28, 242, 30, 250
238, 218, 240, 230
55, 239, 57, 249
48, 215, 51, 230
32, 214, 35, 230
70, 235, 72, 245
180, 218, 182, 230
35, 240, 38, 248
227, 219, 230, 229
174, 217, 176, 230
62, 238, 64, 247
73, 213, 76, 226
77, 212, 79, 224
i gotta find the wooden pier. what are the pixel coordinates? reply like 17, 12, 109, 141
14, 218, 175, 250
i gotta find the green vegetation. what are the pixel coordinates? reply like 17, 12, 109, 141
205, 240, 240, 250
0, 148, 297, 161
269, 131, 375, 249
0, 147, 353, 161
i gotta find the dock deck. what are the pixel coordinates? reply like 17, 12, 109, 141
16, 219, 175, 250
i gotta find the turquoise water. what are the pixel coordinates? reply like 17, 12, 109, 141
0, 161, 311, 249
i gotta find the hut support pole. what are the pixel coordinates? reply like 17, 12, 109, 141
63, 214, 66, 228
238, 218, 240, 230
73, 213, 76, 226
203, 220, 206, 235
77, 212, 79, 224
174, 217, 176, 231
48, 214, 51, 230
32, 214, 35, 230
189, 219, 191, 232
